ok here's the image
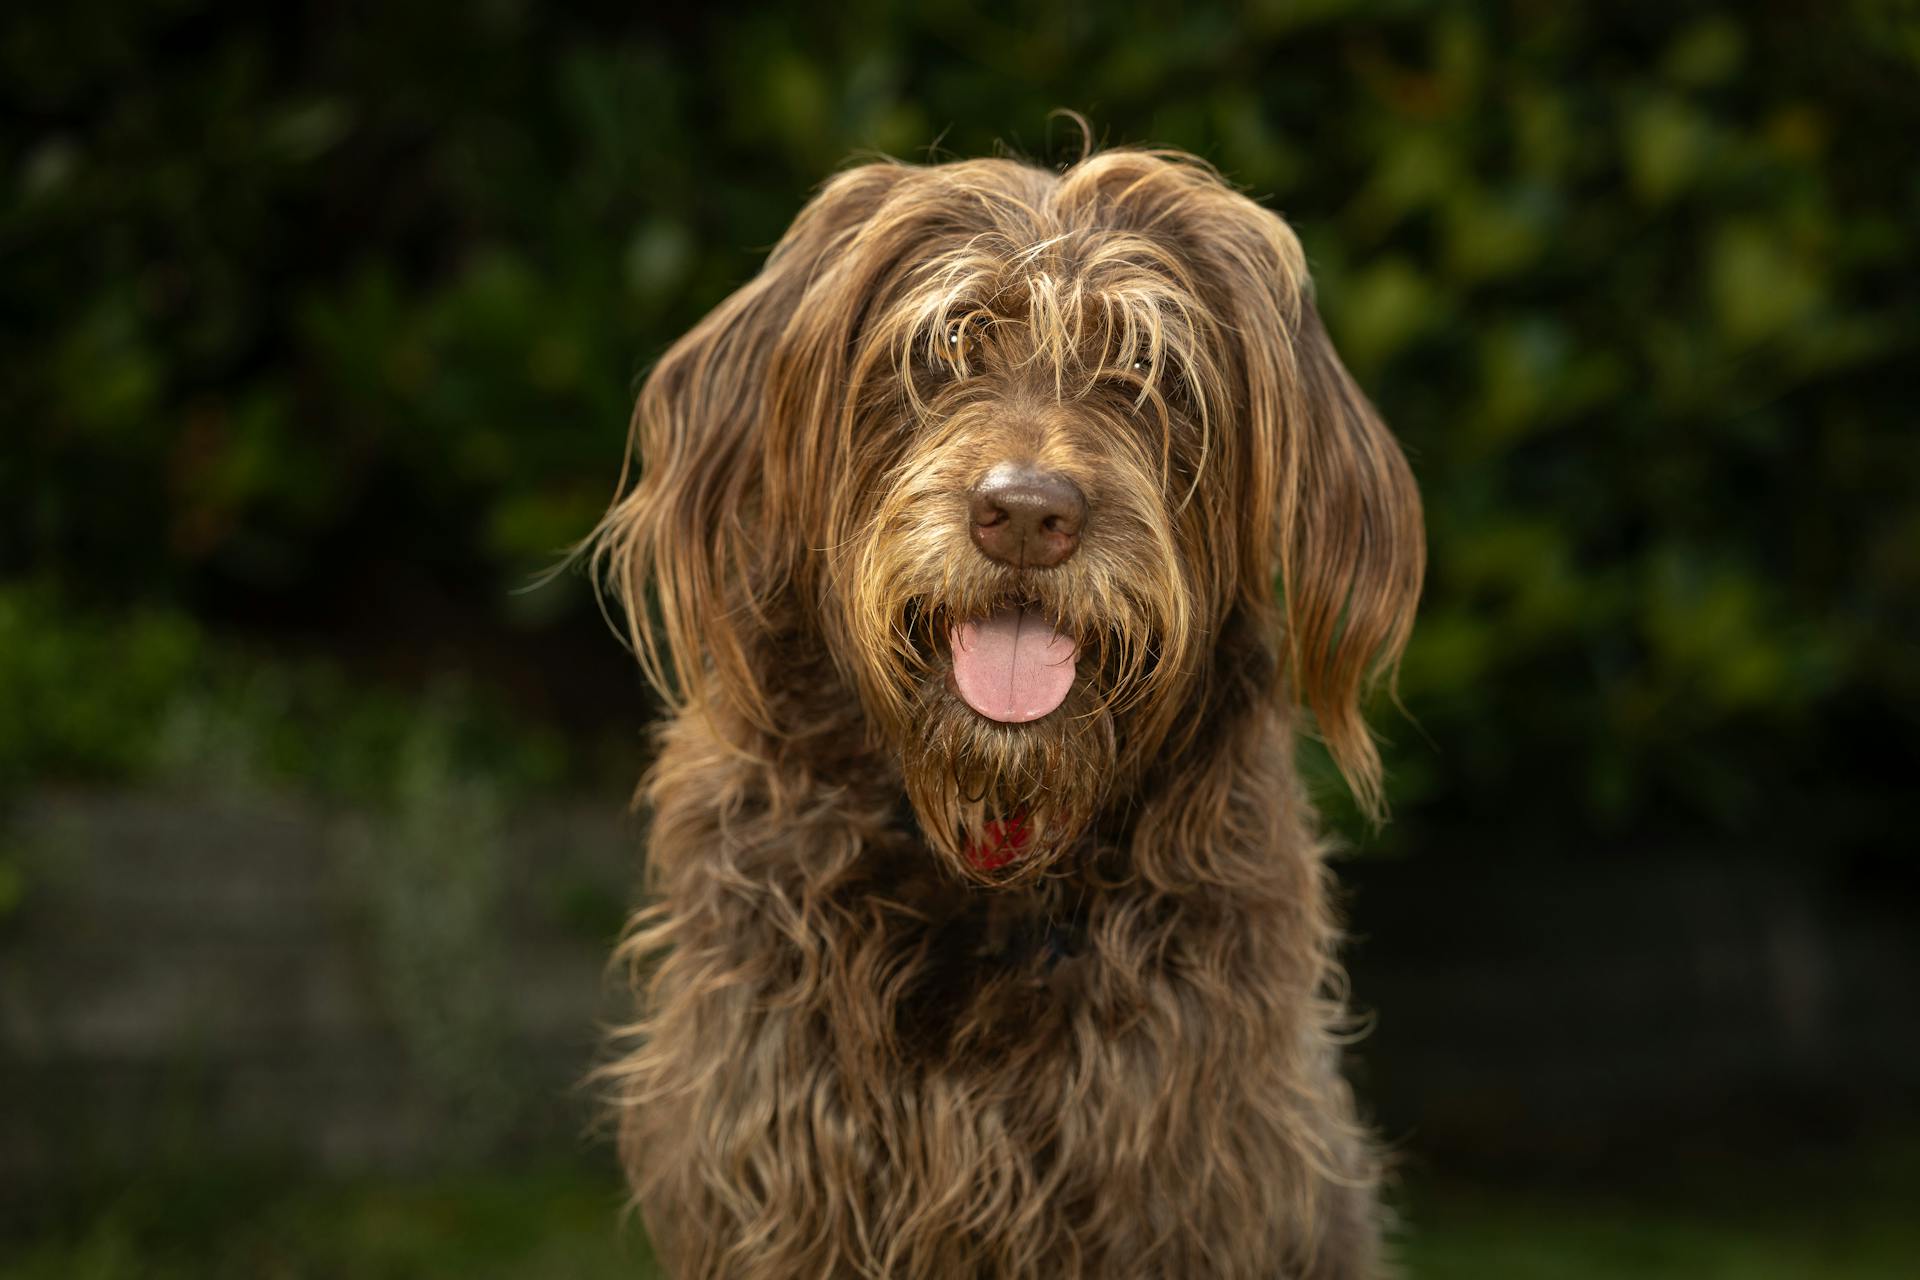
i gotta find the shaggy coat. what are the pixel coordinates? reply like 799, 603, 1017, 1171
591, 146, 1423, 1279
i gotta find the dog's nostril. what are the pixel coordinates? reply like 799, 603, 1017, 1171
972, 503, 1010, 528
969, 465, 1086, 569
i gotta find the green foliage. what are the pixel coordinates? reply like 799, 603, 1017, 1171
4, 1, 1916, 847
0, 582, 569, 804
0, 585, 201, 789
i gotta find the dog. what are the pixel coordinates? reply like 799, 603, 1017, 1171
589, 142, 1423, 1279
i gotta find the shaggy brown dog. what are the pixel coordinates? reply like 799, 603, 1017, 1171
590, 144, 1423, 1279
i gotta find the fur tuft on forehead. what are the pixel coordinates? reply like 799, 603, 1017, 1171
864, 153, 1294, 409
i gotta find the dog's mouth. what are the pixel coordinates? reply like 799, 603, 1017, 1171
899, 596, 1086, 725
947, 606, 1079, 724
891, 595, 1135, 879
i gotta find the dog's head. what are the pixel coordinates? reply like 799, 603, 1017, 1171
594, 149, 1422, 885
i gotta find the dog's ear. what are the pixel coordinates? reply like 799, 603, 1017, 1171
1270, 296, 1425, 820
589, 163, 908, 733
1140, 163, 1422, 817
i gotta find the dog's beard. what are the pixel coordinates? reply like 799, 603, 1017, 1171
899, 663, 1119, 887
853, 569, 1191, 887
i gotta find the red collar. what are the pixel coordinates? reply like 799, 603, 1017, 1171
966, 807, 1031, 871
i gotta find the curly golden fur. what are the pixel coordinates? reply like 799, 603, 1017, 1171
589, 142, 1423, 1279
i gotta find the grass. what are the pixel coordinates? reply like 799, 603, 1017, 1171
8, 1149, 1918, 1279
1396, 1171, 1920, 1279
2, 1166, 656, 1280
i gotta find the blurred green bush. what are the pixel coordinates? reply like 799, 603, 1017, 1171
0, 582, 567, 803
3, 1, 1915, 850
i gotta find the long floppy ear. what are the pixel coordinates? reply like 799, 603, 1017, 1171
587, 163, 908, 734
1200, 183, 1425, 819
1276, 296, 1425, 820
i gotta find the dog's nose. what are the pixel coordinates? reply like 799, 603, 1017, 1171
969, 465, 1086, 569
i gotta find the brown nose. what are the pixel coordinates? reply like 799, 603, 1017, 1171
969, 465, 1086, 568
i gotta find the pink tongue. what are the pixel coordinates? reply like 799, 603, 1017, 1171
950, 608, 1078, 723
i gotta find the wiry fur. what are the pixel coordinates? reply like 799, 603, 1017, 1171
589, 144, 1423, 1279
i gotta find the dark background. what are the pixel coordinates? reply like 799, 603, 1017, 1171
4, 1, 1917, 1275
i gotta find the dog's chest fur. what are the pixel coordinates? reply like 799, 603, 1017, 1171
616, 720, 1379, 1279
863, 834, 1098, 1057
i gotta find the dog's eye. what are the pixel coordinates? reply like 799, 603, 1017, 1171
938, 314, 988, 367
1130, 356, 1152, 374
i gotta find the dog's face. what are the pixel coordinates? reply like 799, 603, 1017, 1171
595, 151, 1422, 885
